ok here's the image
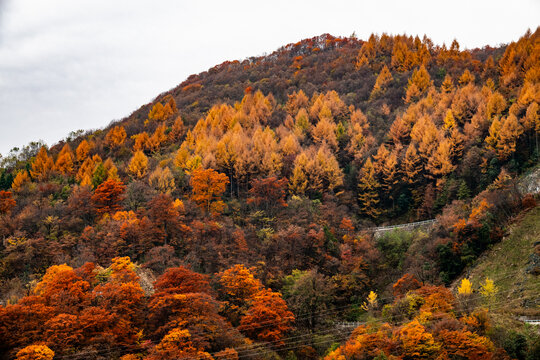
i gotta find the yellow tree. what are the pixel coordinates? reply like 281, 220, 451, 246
357, 158, 381, 219
388, 116, 410, 147
169, 116, 185, 141
485, 91, 507, 120
443, 110, 456, 131
426, 138, 455, 178
458, 69, 475, 86
30, 146, 54, 181
361, 290, 378, 313
289, 152, 309, 195
131, 132, 150, 152
405, 65, 432, 103
128, 150, 149, 178
148, 166, 176, 194
411, 115, 439, 162
75, 139, 90, 162
370, 65, 393, 99
458, 278, 473, 296
441, 74, 454, 93
372, 144, 390, 175
148, 124, 167, 153
313, 144, 344, 192
280, 133, 301, 157
486, 114, 524, 160
251, 126, 283, 177
347, 109, 375, 160
11, 170, 30, 192
294, 108, 311, 138
285, 90, 309, 116
380, 151, 398, 197
105, 125, 127, 148
311, 105, 338, 150
55, 144, 74, 175
103, 158, 119, 180
76, 155, 100, 184
479, 277, 498, 307
402, 144, 421, 185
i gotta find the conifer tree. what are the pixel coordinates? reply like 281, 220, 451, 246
76, 140, 90, 163
370, 65, 393, 99
30, 146, 54, 181
128, 151, 149, 178
357, 158, 381, 219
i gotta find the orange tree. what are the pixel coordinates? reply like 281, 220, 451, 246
190, 168, 229, 216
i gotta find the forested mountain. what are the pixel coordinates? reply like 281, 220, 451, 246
0, 29, 539, 359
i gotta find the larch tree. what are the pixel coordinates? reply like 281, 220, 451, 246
426, 137, 455, 178
76, 139, 91, 162
370, 65, 393, 99
289, 152, 309, 195
148, 166, 176, 194
388, 116, 410, 147
105, 126, 127, 148
169, 116, 185, 141
485, 114, 524, 160
55, 144, 74, 175
148, 124, 168, 153
458, 69, 475, 86
311, 105, 338, 150
294, 108, 311, 138
405, 65, 432, 103
380, 151, 399, 198
131, 132, 150, 152
357, 158, 381, 219
30, 146, 54, 181
402, 144, 422, 184
103, 158, 119, 181
285, 90, 309, 116
443, 109, 456, 131
128, 150, 149, 178
411, 115, 439, 162
441, 74, 454, 93
11, 170, 30, 192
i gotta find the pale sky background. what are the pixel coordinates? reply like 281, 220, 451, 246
0, 0, 538, 156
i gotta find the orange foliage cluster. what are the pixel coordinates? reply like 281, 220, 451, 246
0, 260, 293, 359
326, 283, 504, 360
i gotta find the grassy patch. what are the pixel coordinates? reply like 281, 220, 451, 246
457, 206, 540, 316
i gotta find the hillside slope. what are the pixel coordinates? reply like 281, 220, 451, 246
457, 205, 540, 316
0, 28, 539, 360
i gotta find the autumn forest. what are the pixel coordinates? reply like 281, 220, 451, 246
0, 29, 539, 359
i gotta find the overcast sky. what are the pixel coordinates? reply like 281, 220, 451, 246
0, 0, 538, 156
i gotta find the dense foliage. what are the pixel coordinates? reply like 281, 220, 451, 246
0, 29, 539, 359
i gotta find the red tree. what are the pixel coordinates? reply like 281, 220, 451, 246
91, 178, 126, 215
0, 190, 16, 214
247, 177, 288, 213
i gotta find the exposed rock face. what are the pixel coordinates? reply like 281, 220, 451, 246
518, 167, 540, 195
136, 267, 156, 295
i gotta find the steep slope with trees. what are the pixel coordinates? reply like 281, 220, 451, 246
0, 29, 539, 359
